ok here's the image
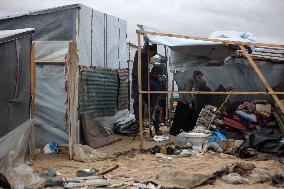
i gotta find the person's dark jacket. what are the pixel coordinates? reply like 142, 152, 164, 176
132, 43, 150, 83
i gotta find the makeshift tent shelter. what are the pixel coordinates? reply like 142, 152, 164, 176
135, 27, 284, 149
0, 28, 35, 139
0, 4, 128, 158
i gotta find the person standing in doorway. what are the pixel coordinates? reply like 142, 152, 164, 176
170, 70, 205, 136
131, 42, 162, 135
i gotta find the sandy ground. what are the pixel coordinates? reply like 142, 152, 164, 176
27, 135, 283, 189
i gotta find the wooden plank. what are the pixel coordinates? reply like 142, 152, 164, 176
29, 42, 36, 155
136, 30, 284, 49
240, 45, 284, 113
169, 71, 176, 128
67, 42, 79, 160
140, 91, 284, 95
165, 46, 169, 121
137, 33, 144, 150
147, 49, 153, 137
36, 61, 65, 65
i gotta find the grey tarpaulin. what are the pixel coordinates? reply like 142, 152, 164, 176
35, 65, 68, 145
139, 26, 284, 101
0, 4, 128, 144
0, 4, 128, 68
0, 29, 34, 138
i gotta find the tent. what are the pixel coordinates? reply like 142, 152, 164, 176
0, 28, 34, 138
0, 4, 129, 154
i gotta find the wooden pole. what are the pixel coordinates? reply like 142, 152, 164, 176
240, 45, 284, 113
68, 42, 79, 160
29, 42, 36, 155
169, 71, 176, 127
164, 46, 169, 122
140, 91, 284, 95
137, 33, 144, 150
147, 49, 153, 137
136, 30, 284, 49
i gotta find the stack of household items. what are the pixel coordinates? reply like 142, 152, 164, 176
190, 99, 284, 162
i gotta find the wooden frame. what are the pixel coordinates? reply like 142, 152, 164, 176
29, 42, 36, 154
67, 42, 79, 160
137, 30, 284, 150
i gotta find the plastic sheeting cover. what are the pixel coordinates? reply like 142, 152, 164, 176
0, 120, 43, 188
35, 41, 69, 62
175, 58, 284, 101
35, 65, 68, 145
0, 36, 31, 138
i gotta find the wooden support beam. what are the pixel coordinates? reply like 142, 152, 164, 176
140, 91, 284, 95
29, 42, 36, 155
165, 46, 169, 122
36, 61, 65, 65
240, 45, 284, 113
67, 42, 79, 160
136, 30, 284, 49
147, 49, 153, 137
137, 33, 144, 150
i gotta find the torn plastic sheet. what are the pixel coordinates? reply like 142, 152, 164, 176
35, 41, 69, 63
35, 65, 68, 145
138, 25, 256, 72
0, 120, 43, 188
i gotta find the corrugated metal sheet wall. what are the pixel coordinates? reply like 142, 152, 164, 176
118, 69, 129, 110
79, 67, 119, 117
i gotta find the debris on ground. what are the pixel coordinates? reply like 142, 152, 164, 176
152, 135, 170, 142
272, 167, 284, 187
73, 144, 110, 163
43, 142, 59, 154
152, 170, 215, 189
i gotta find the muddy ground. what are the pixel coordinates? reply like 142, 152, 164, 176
27, 135, 283, 189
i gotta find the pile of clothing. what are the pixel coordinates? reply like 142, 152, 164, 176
196, 99, 284, 161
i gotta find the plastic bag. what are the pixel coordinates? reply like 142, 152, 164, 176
0, 120, 44, 188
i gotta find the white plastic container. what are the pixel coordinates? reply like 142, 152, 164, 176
183, 133, 211, 152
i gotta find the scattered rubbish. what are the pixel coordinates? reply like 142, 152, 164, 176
218, 162, 271, 185
222, 173, 249, 184
248, 169, 271, 184
73, 144, 109, 163
155, 153, 173, 160
0, 120, 44, 189
43, 142, 59, 154
81, 114, 117, 149
98, 164, 119, 176
131, 182, 159, 189
208, 142, 223, 153
38, 169, 63, 187
182, 132, 211, 152
113, 115, 138, 136
195, 105, 217, 131
64, 178, 110, 188
272, 167, 284, 187
208, 131, 227, 143
180, 149, 201, 156
176, 132, 193, 148
152, 170, 215, 189
161, 164, 176, 169
152, 135, 169, 142
76, 168, 98, 177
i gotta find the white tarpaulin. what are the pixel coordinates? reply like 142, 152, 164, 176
35, 41, 69, 63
